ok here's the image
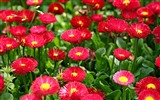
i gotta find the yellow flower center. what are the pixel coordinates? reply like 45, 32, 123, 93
31, 41, 38, 46
40, 83, 50, 91
118, 76, 128, 83
123, 0, 130, 6
54, 7, 59, 11
0, 50, 3, 52
104, 27, 108, 30
78, 21, 84, 27
33, 0, 39, 3
53, 53, 58, 57
70, 88, 77, 94
69, 34, 74, 38
76, 52, 82, 56
7, 16, 13, 20
145, 96, 154, 100
22, 39, 26, 43
72, 72, 78, 77
20, 63, 26, 67
141, 12, 148, 16
94, 3, 100, 8
147, 83, 156, 89
136, 29, 142, 34
119, 54, 125, 57
6, 44, 12, 47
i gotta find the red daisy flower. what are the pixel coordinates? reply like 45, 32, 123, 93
0, 42, 6, 54
26, 0, 43, 6
39, 13, 56, 24
155, 56, 160, 70
48, 2, 64, 14
30, 76, 60, 96
113, 48, 131, 61
42, 31, 54, 43
137, 7, 154, 17
20, 94, 42, 100
58, 0, 69, 3
121, 10, 137, 20
92, 0, 105, 10
9, 26, 26, 37
138, 16, 155, 25
138, 89, 160, 100
127, 23, 151, 38
30, 25, 46, 34
147, 2, 160, 14
106, 18, 129, 33
98, 21, 110, 33
70, 15, 91, 28
48, 48, 66, 61
3, 37, 19, 51
91, 14, 103, 22
78, 28, 92, 41
154, 37, 160, 44
135, 76, 160, 95
0, 0, 11, 2
59, 81, 88, 100
11, 57, 38, 74
82, 94, 103, 100
25, 34, 46, 48
113, 0, 140, 10
82, 0, 100, 5
61, 29, 82, 44
1, 10, 17, 22
87, 88, 105, 99
113, 70, 134, 86
152, 26, 160, 37
68, 46, 90, 61
62, 67, 86, 82
16, 10, 34, 23
0, 76, 4, 93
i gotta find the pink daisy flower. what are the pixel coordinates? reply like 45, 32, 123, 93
113, 70, 134, 86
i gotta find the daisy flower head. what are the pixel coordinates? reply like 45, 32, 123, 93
48, 48, 66, 61
11, 57, 38, 74
138, 89, 160, 100
135, 76, 160, 95
113, 70, 134, 86
30, 76, 60, 96
113, 48, 131, 61
68, 46, 90, 61
20, 94, 42, 100
48, 2, 64, 14
127, 23, 151, 38
62, 66, 86, 82
61, 29, 82, 44
0, 76, 4, 93
82, 94, 103, 100
26, 0, 43, 6
70, 15, 91, 28
59, 81, 88, 100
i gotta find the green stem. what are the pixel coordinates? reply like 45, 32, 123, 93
29, 72, 33, 83
131, 38, 138, 73
23, 46, 25, 56
2, 55, 6, 67
22, 75, 28, 93
122, 87, 126, 100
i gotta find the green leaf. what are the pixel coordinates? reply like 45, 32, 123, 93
116, 37, 126, 49
83, 73, 94, 86
107, 90, 122, 100
138, 67, 154, 80
95, 48, 106, 59
92, 33, 105, 49
0, 93, 14, 100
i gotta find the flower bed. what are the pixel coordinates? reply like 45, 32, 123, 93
0, 0, 160, 100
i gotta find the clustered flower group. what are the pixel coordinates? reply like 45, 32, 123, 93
1, 0, 160, 100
